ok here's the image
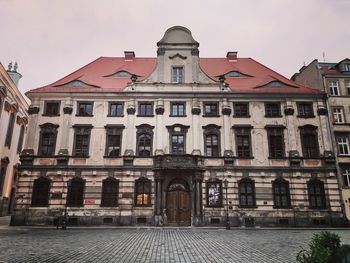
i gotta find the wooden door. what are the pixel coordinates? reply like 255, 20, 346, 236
166, 190, 191, 226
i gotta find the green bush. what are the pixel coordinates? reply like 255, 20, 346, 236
296, 231, 350, 263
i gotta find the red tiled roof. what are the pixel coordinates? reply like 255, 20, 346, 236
27, 56, 322, 95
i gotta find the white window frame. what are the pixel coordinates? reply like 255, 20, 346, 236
343, 168, 350, 187
346, 81, 350, 95
337, 136, 350, 155
172, 66, 184, 83
333, 107, 345, 124
329, 80, 340, 96
344, 63, 350, 72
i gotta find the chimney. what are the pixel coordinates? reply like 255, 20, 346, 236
7, 62, 22, 87
226, 51, 237, 62
124, 51, 135, 61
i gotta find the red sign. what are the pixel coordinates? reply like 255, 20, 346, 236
84, 199, 95, 204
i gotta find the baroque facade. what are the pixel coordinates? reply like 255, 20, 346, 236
12, 26, 345, 227
0, 62, 29, 216
292, 58, 350, 221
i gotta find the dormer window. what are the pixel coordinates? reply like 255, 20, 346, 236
344, 63, 350, 72
172, 66, 184, 83
269, 81, 282, 88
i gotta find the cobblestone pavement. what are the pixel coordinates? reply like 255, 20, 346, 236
0, 227, 349, 263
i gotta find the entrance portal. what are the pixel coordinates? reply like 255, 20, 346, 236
166, 179, 191, 226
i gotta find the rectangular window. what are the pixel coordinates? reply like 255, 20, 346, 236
235, 128, 252, 158
171, 135, 185, 154
77, 102, 93, 116
203, 102, 219, 116
135, 178, 151, 207
138, 102, 153, 116
105, 127, 123, 157
73, 126, 92, 157
346, 81, 350, 95
329, 80, 340, 96
44, 101, 60, 116
337, 136, 350, 155
233, 103, 249, 117
300, 127, 319, 158
239, 179, 256, 207
297, 103, 314, 118
108, 102, 124, 117
265, 103, 281, 117
206, 181, 222, 207
267, 128, 284, 158
342, 167, 350, 187
170, 102, 186, 116
333, 107, 345, 124
172, 66, 184, 83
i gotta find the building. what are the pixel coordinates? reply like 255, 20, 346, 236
12, 26, 344, 227
292, 58, 350, 221
0, 62, 29, 216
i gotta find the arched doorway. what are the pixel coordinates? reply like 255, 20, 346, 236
166, 179, 191, 226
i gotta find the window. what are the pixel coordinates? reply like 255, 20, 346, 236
38, 123, 58, 156
297, 103, 314, 118
136, 124, 154, 156
308, 178, 326, 209
329, 80, 339, 96
17, 125, 25, 154
333, 107, 345, 124
101, 177, 119, 207
73, 125, 92, 157
238, 178, 256, 207
138, 102, 153, 116
44, 101, 60, 116
336, 135, 350, 155
234, 127, 252, 158
300, 126, 319, 158
265, 103, 281, 117
266, 127, 285, 158
170, 102, 186, 116
203, 102, 219, 116
134, 177, 151, 206
105, 125, 124, 157
67, 177, 85, 207
233, 103, 249, 117
272, 178, 291, 208
344, 63, 350, 72
172, 66, 184, 83
31, 177, 51, 207
206, 180, 222, 207
108, 102, 124, 117
0, 158, 9, 197
5, 112, 15, 148
203, 124, 221, 157
346, 81, 350, 95
341, 167, 350, 187
167, 124, 189, 155
77, 102, 93, 116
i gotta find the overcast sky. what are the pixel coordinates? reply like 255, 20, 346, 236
1, 0, 349, 100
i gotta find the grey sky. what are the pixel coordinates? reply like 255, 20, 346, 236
1, 0, 349, 99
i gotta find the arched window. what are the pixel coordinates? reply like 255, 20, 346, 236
134, 177, 151, 207
238, 177, 256, 207
31, 177, 51, 207
101, 177, 119, 207
5, 112, 15, 148
136, 124, 154, 156
308, 178, 326, 209
272, 178, 291, 208
38, 123, 58, 156
67, 177, 85, 207
206, 179, 222, 207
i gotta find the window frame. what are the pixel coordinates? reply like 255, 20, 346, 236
297, 102, 314, 118
238, 178, 256, 208
136, 124, 154, 157
66, 177, 85, 207
170, 102, 186, 117
203, 102, 220, 117
5, 112, 15, 148
234, 126, 253, 158
138, 102, 154, 117
300, 125, 320, 158
266, 127, 285, 159
108, 102, 124, 117
233, 102, 250, 117
104, 125, 124, 157
17, 125, 25, 154
203, 124, 221, 157
206, 179, 223, 207
272, 178, 291, 209
31, 177, 51, 207
332, 107, 346, 124
76, 101, 93, 116
265, 103, 282, 117
341, 166, 350, 187
307, 178, 326, 209
134, 177, 151, 207
43, 101, 60, 116
167, 124, 189, 155
328, 80, 340, 96
171, 66, 184, 83
336, 134, 350, 156
346, 81, 350, 95
38, 123, 59, 156
73, 125, 93, 157
101, 177, 119, 207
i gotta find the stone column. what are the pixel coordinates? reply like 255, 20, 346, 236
58, 99, 73, 156
191, 99, 201, 155
154, 171, 163, 226
193, 171, 203, 226
222, 99, 233, 156
155, 99, 164, 155
124, 99, 136, 156
284, 101, 298, 156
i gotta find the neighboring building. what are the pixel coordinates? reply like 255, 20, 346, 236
292, 58, 350, 221
0, 62, 29, 216
12, 26, 344, 227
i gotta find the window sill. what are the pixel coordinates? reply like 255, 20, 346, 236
107, 115, 124, 117
134, 205, 152, 208
238, 205, 258, 209
233, 115, 251, 118
235, 156, 254, 159
333, 123, 349, 125
297, 115, 315, 119
42, 114, 60, 117
136, 115, 154, 117
75, 114, 94, 117
206, 205, 224, 208
308, 207, 327, 210
100, 205, 119, 208
202, 115, 220, 118
268, 157, 287, 160
169, 115, 187, 117
337, 154, 350, 157
264, 115, 283, 118
273, 206, 292, 209
71, 155, 90, 158
103, 155, 122, 158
